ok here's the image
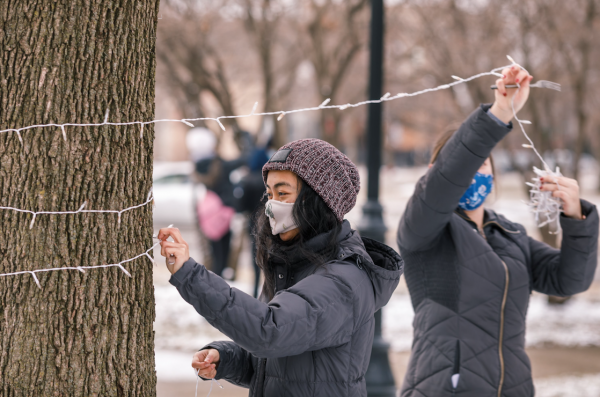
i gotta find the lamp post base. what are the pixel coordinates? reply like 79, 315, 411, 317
359, 200, 396, 397
361, 1, 394, 395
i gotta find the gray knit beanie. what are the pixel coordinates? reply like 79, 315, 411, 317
262, 138, 360, 223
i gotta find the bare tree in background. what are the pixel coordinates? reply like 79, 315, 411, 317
299, 0, 369, 148
240, 0, 302, 147
384, 0, 600, 245
398, 2, 508, 112
537, 0, 598, 182
157, 1, 240, 131
158, 0, 304, 145
156, 0, 599, 178
382, 1, 512, 146
157, 0, 371, 149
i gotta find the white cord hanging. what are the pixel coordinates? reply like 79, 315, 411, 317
506, 55, 563, 233
0, 64, 511, 143
0, 224, 173, 287
0, 190, 154, 229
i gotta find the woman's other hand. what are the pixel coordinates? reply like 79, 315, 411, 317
192, 349, 220, 379
489, 64, 533, 124
157, 227, 190, 274
540, 176, 584, 220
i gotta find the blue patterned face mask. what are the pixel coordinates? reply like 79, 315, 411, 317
458, 172, 494, 211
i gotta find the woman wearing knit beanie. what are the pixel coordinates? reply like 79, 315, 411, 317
158, 138, 403, 397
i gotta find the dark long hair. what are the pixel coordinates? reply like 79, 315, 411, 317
431, 126, 496, 177
431, 127, 498, 199
253, 175, 342, 300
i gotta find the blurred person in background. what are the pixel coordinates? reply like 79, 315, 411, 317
397, 65, 599, 397
158, 139, 403, 397
234, 131, 275, 297
187, 127, 248, 279
237, 145, 270, 297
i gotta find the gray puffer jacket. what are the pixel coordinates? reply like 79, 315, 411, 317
397, 104, 599, 397
170, 220, 403, 397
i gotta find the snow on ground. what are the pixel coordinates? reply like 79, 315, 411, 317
154, 284, 225, 352
155, 349, 198, 382
535, 373, 600, 397
526, 292, 600, 348
381, 292, 414, 352
155, 276, 600, 354
154, 280, 253, 351
382, 291, 600, 352
155, 350, 600, 394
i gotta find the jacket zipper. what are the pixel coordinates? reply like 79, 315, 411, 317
454, 212, 521, 236
476, 224, 510, 396
454, 212, 488, 239
482, 220, 521, 235
497, 260, 509, 397
477, 226, 486, 240
254, 357, 266, 397
455, 211, 512, 396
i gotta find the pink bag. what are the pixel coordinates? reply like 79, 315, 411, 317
197, 190, 235, 241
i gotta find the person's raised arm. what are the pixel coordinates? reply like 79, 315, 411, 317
397, 65, 532, 251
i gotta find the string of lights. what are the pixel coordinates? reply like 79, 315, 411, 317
0, 225, 171, 288
0, 190, 154, 228
194, 369, 223, 397
526, 166, 563, 231
0, 57, 562, 289
504, 55, 563, 233
0, 65, 512, 141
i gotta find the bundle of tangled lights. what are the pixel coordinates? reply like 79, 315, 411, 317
526, 166, 564, 233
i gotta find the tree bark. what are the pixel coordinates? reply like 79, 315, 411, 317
0, 1, 159, 395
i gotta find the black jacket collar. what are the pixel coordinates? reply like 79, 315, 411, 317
270, 220, 352, 269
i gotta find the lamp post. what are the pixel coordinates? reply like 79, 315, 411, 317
358, 0, 396, 396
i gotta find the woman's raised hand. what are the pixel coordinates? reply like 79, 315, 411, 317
540, 176, 584, 220
157, 227, 190, 274
490, 64, 533, 124
192, 349, 220, 379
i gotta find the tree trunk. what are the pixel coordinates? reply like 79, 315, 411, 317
0, 1, 159, 395
562, 0, 595, 182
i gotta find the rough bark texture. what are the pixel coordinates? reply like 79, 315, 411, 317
0, 1, 159, 395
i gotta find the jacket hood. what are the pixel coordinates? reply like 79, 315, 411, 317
337, 227, 403, 310
270, 220, 354, 268
270, 220, 403, 310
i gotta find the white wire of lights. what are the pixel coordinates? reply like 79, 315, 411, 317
193, 369, 223, 397
501, 55, 563, 233
526, 166, 563, 231
0, 65, 512, 141
0, 57, 562, 288
0, 190, 154, 229
0, 225, 172, 288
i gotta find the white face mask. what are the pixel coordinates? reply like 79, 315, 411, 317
265, 200, 298, 235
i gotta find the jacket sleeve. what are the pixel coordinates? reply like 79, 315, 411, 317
397, 104, 513, 251
170, 259, 356, 358
201, 341, 255, 388
529, 199, 599, 296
